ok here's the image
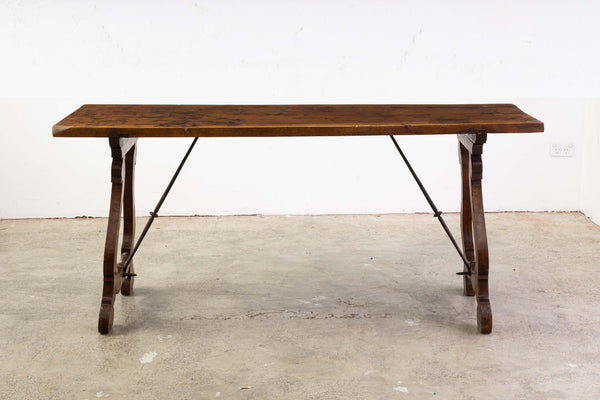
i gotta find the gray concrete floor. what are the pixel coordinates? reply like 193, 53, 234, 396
1, 213, 599, 399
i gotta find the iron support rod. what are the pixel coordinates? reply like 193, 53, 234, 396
122, 137, 199, 274
389, 135, 471, 274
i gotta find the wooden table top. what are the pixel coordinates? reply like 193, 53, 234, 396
52, 104, 543, 137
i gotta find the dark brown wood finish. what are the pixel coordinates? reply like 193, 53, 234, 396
120, 144, 136, 296
53, 104, 543, 137
458, 133, 492, 334
98, 137, 137, 334
459, 141, 476, 297
52, 104, 543, 335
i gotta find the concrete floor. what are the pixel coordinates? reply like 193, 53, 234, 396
1, 212, 599, 399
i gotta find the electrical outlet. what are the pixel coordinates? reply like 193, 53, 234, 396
550, 143, 574, 157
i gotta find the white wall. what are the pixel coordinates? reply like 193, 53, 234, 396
582, 99, 600, 223
1, 1, 599, 221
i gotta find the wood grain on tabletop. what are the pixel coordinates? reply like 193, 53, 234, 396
52, 104, 544, 137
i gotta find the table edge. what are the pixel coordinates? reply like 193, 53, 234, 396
53, 121, 544, 137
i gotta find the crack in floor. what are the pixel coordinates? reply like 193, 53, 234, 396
179, 310, 392, 320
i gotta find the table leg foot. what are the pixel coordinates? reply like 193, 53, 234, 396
121, 267, 134, 296
98, 302, 114, 334
477, 299, 492, 334
463, 270, 475, 296
458, 133, 493, 334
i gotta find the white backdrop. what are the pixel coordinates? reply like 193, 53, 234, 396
1, 1, 599, 222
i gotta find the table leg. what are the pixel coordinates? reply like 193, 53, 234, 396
459, 141, 476, 297
98, 137, 137, 334
120, 143, 136, 296
458, 133, 492, 334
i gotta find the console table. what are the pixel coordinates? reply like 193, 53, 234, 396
53, 104, 544, 334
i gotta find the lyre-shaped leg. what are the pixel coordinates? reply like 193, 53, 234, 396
458, 133, 492, 334
98, 137, 137, 334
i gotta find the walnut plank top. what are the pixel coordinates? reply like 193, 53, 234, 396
52, 104, 543, 137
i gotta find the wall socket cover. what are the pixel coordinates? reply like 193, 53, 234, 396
550, 143, 575, 157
